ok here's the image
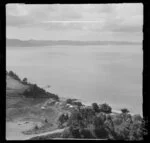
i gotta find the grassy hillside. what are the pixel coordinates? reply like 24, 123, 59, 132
6, 70, 72, 139
6, 71, 147, 140
6, 71, 59, 122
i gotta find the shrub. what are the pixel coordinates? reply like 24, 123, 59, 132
61, 128, 73, 138
105, 113, 147, 140
66, 99, 73, 104
66, 99, 82, 107
92, 103, 100, 113
121, 108, 130, 114
132, 114, 142, 122
80, 128, 94, 138
58, 113, 69, 128
22, 77, 28, 84
99, 103, 112, 114
8, 71, 21, 81
73, 101, 82, 107
23, 84, 59, 100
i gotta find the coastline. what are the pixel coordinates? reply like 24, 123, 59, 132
59, 96, 139, 116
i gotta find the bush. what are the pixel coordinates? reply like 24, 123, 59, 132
99, 103, 112, 114
66, 99, 73, 104
80, 128, 94, 138
92, 103, 100, 113
8, 71, 21, 81
22, 77, 28, 84
58, 113, 69, 127
73, 101, 82, 107
66, 99, 82, 107
23, 84, 59, 100
61, 102, 147, 140
104, 113, 147, 140
112, 114, 123, 125
61, 128, 73, 138
132, 114, 142, 122
121, 108, 130, 114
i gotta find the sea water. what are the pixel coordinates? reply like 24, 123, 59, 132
6, 45, 143, 115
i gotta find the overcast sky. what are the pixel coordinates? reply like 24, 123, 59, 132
6, 3, 143, 41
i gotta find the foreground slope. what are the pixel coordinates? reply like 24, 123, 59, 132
6, 71, 67, 140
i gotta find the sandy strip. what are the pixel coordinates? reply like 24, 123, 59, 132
6, 121, 64, 140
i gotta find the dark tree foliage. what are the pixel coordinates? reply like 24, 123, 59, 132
99, 103, 112, 114
58, 113, 69, 127
132, 114, 142, 122
8, 71, 21, 81
105, 113, 147, 140
61, 128, 73, 138
73, 101, 82, 107
93, 113, 108, 138
62, 102, 147, 140
23, 84, 59, 100
66, 99, 73, 104
66, 99, 82, 107
80, 128, 95, 138
92, 103, 100, 113
22, 77, 28, 84
121, 108, 130, 114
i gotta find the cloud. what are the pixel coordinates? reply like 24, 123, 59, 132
6, 4, 143, 33
6, 4, 82, 27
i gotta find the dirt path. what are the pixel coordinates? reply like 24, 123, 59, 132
6, 121, 64, 140
27, 128, 65, 140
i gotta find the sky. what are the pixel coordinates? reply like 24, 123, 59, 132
6, 3, 143, 42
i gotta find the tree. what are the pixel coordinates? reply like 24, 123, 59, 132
22, 78, 28, 84
92, 103, 100, 113
99, 103, 112, 114
66, 99, 73, 104
93, 113, 108, 138
74, 101, 82, 107
58, 113, 69, 128
8, 71, 21, 81
132, 114, 142, 122
121, 108, 130, 114
104, 113, 147, 141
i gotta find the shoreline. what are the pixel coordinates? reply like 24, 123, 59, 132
60, 96, 141, 116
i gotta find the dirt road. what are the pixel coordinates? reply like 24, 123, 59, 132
6, 121, 64, 140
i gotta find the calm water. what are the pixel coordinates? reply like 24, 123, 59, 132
6, 45, 143, 115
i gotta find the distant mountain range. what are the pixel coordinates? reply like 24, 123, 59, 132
6, 38, 142, 47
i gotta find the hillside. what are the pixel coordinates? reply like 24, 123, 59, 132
6, 70, 73, 140
6, 71, 147, 140
6, 71, 59, 99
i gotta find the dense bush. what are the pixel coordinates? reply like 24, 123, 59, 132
105, 113, 146, 140
121, 108, 130, 114
99, 103, 112, 114
8, 70, 21, 81
73, 101, 83, 107
61, 128, 73, 138
92, 103, 100, 113
63, 103, 147, 140
58, 113, 69, 127
23, 84, 59, 100
66, 107, 108, 139
66, 99, 73, 104
132, 114, 142, 122
66, 99, 82, 107
22, 77, 28, 84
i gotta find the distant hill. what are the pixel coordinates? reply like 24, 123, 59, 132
6, 38, 142, 47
